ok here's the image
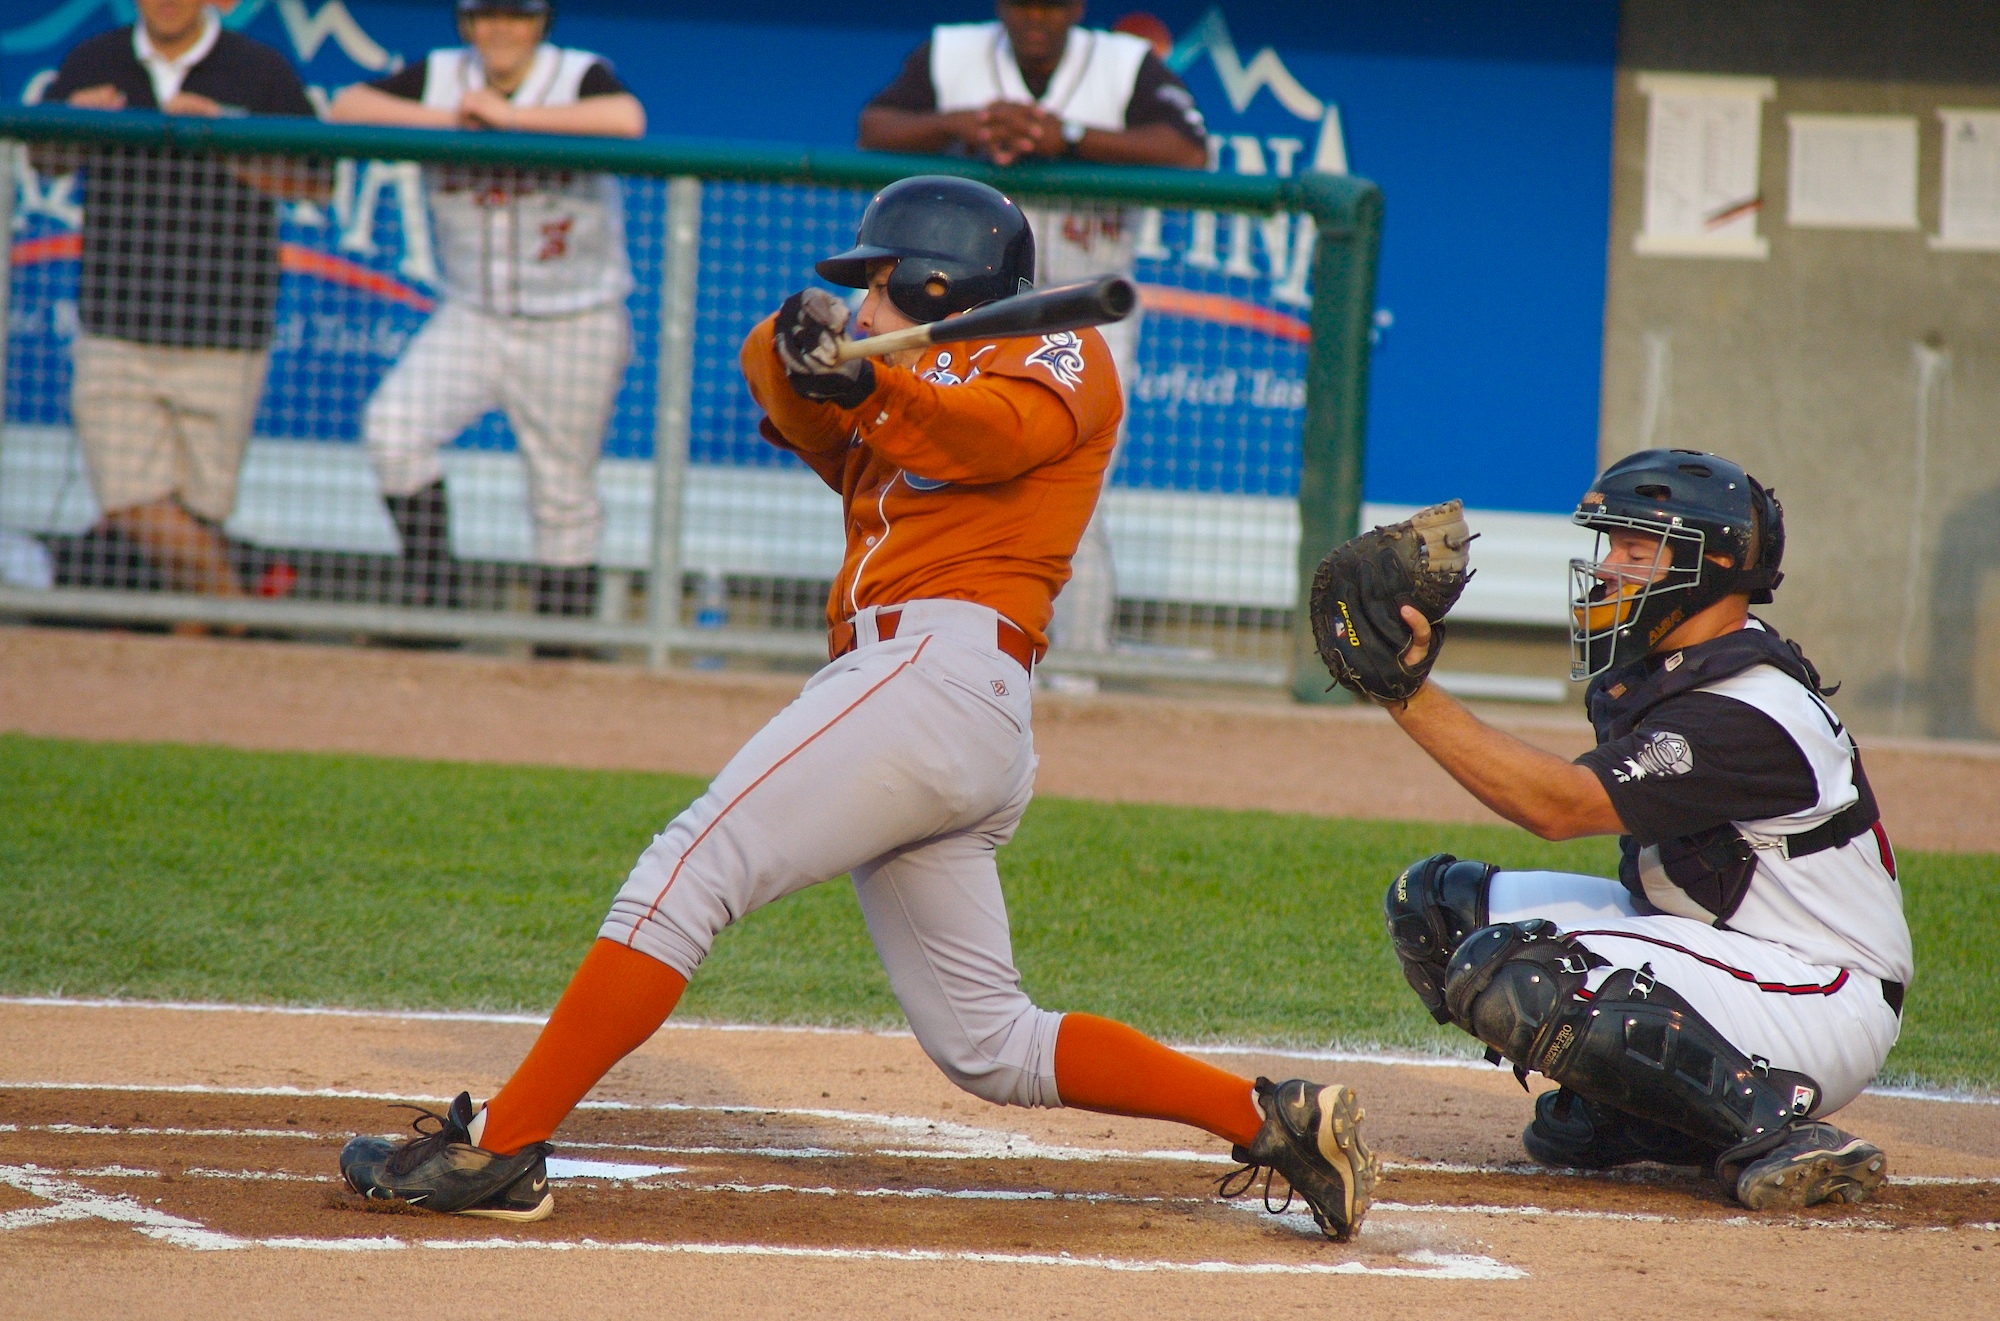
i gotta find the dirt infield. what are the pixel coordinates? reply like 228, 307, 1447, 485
2, 1001, 1998, 1320
4, 624, 2000, 850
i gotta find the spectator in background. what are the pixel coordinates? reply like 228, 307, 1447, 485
858, 2, 1206, 685
36, 0, 319, 603
329, 0, 644, 622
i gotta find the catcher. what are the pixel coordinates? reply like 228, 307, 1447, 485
1314, 451, 1907, 1210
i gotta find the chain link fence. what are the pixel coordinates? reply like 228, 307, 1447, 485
0, 110, 1380, 689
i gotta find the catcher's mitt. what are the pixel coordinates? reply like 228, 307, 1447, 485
1309, 500, 1474, 703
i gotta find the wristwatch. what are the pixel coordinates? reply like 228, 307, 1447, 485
1060, 119, 1087, 154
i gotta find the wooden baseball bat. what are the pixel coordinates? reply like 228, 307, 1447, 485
831, 275, 1137, 363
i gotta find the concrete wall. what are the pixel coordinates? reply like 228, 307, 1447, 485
1602, 1, 2000, 739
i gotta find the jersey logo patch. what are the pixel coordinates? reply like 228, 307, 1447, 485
537, 217, 574, 261
902, 471, 952, 493
1025, 331, 1085, 390
922, 350, 964, 387
1613, 730, 1694, 783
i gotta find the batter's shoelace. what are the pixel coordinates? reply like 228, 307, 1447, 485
381, 1103, 461, 1176
1215, 1160, 1299, 1216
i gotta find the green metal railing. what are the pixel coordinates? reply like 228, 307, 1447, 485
0, 107, 1381, 695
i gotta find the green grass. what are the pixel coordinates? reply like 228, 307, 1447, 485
2, 733, 1995, 1090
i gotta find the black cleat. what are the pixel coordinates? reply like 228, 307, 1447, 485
1522, 1086, 1725, 1170
1730, 1121, 1887, 1210
339, 1092, 555, 1222
1219, 1077, 1377, 1242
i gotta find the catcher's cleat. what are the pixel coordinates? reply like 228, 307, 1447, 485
1218, 1077, 1377, 1242
339, 1092, 555, 1222
1729, 1121, 1887, 1211
1522, 1086, 1725, 1170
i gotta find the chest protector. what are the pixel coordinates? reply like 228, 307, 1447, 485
1587, 625, 1879, 923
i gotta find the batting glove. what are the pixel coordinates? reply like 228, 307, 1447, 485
775, 289, 876, 407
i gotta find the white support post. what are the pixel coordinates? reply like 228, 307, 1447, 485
646, 174, 701, 670
0, 141, 15, 476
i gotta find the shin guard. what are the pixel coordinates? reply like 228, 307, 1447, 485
1443, 922, 1821, 1166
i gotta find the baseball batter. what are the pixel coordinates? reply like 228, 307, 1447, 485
859, 0, 1210, 667
328, 0, 644, 618
339, 177, 1377, 1242
1374, 449, 1908, 1210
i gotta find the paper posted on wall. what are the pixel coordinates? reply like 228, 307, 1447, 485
1634, 73, 1775, 259
1787, 115, 1918, 230
1933, 110, 2000, 250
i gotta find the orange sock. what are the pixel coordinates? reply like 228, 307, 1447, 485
1052, 1013, 1264, 1148
477, 939, 688, 1155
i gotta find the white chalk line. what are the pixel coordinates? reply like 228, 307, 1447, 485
5, 994, 1994, 1105
0, 1163, 1519, 1278
412, 1241, 1527, 1279
0, 1080, 1233, 1167
16, 1159, 677, 1184
15, 1159, 1990, 1237
11, 1092, 1998, 1192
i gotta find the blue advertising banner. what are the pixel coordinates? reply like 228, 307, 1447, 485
3, 0, 1616, 531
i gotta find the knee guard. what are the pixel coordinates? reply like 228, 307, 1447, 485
1385, 853, 1497, 1023
1442, 922, 1823, 1165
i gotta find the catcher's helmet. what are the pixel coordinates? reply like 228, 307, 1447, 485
1568, 448, 1785, 679
816, 176, 1034, 324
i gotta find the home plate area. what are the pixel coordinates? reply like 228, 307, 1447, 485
3, 1085, 1992, 1278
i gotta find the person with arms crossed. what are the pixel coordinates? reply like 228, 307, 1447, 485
858, 0, 1207, 674
36, 0, 319, 602
329, 0, 644, 619
337, 178, 1376, 1242
1368, 450, 1906, 1210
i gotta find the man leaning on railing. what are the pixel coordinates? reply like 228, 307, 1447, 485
31, 0, 323, 608
857, 1, 1207, 684
328, 0, 645, 627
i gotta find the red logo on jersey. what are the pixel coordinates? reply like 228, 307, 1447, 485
537, 218, 575, 261
1061, 213, 1124, 251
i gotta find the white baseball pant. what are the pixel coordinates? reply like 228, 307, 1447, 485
598, 599, 1065, 1108
365, 299, 630, 566
1489, 871, 1902, 1113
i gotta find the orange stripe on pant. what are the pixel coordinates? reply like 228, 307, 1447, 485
627, 637, 932, 942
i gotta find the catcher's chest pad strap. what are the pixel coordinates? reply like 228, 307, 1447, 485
1440, 921, 1606, 1067
1587, 622, 1817, 743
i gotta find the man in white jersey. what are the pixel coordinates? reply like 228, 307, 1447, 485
329, 0, 644, 620
858, 0, 1207, 674
1376, 449, 1909, 1211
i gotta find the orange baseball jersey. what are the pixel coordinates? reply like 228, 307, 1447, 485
739, 316, 1123, 648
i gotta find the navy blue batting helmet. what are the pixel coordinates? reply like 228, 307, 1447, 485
817, 176, 1035, 324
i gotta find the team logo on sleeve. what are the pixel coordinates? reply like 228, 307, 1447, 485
1613, 731, 1695, 783
921, 350, 964, 386
1025, 332, 1085, 390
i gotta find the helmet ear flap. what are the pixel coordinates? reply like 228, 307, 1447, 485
886, 262, 955, 322
1743, 479, 1785, 604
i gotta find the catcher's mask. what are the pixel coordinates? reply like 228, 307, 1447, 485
816, 176, 1035, 324
1568, 448, 1784, 680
